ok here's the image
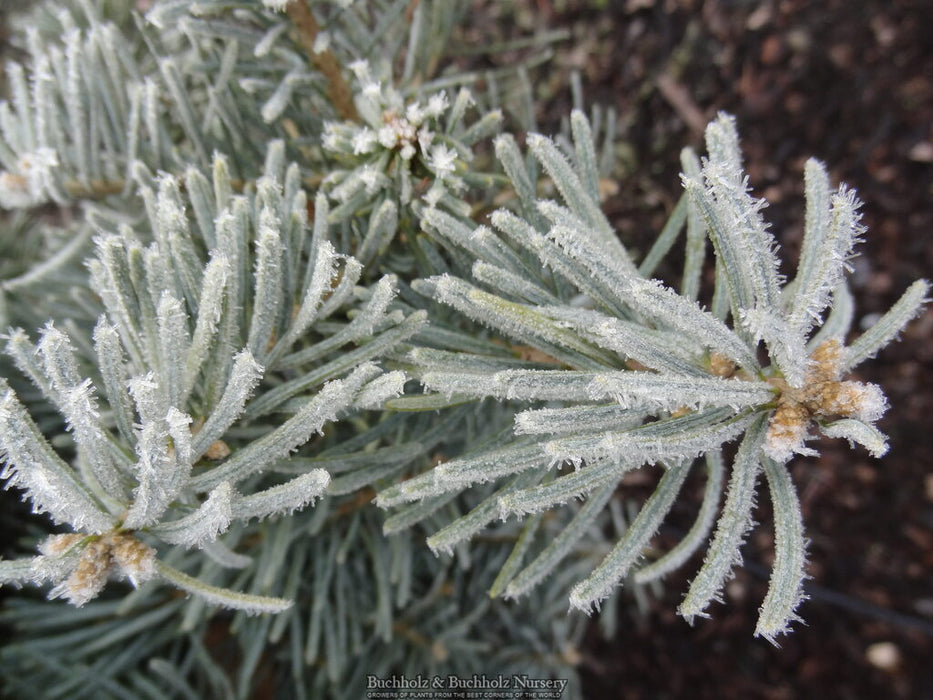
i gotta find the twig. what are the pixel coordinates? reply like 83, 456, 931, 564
656, 71, 707, 138
64, 179, 126, 199
285, 0, 359, 122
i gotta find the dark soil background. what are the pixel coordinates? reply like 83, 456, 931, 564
477, 1, 933, 698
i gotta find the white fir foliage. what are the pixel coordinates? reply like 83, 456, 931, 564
504, 484, 615, 599
569, 463, 690, 612
842, 279, 929, 372
544, 408, 756, 467
0, 557, 37, 586
543, 306, 707, 376
583, 372, 774, 412
787, 160, 863, 336
679, 417, 767, 622
497, 460, 636, 518
819, 418, 889, 458
124, 400, 193, 529
0, 2, 926, 671
92, 320, 136, 445
808, 283, 854, 350
155, 560, 292, 615
635, 452, 725, 584
420, 369, 596, 402
191, 350, 264, 461
232, 470, 330, 521
377, 443, 545, 508
0, 135, 419, 611
397, 109, 925, 634
192, 363, 382, 491
755, 456, 807, 643
184, 253, 230, 398
0, 380, 112, 533
687, 114, 808, 383
151, 482, 235, 547
525, 133, 620, 257
247, 212, 285, 361
680, 147, 706, 301
515, 404, 644, 437
36, 324, 125, 500
156, 293, 190, 409
354, 371, 407, 410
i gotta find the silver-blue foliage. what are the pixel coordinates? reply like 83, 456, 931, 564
0, 0, 927, 696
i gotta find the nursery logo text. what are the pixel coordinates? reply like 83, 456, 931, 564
366, 673, 568, 698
